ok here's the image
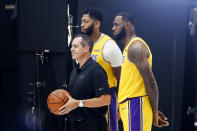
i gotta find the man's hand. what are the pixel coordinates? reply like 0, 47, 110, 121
153, 110, 169, 128
58, 94, 79, 115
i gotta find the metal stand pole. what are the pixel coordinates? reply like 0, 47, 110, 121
28, 51, 47, 131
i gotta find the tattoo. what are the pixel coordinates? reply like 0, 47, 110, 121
128, 41, 159, 111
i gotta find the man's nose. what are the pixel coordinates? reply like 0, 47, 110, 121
70, 47, 73, 51
81, 22, 84, 28
112, 26, 115, 31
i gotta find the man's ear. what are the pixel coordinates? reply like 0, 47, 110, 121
95, 20, 100, 28
125, 21, 130, 30
84, 45, 90, 53
126, 21, 134, 30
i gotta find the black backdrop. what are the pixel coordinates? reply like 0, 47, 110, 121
17, 0, 72, 130
18, 0, 68, 52
77, 0, 188, 131
0, 0, 73, 130
1, 0, 196, 130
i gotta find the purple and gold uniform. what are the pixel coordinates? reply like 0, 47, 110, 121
119, 37, 153, 131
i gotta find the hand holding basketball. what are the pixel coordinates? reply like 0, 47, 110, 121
47, 89, 70, 115
58, 94, 79, 115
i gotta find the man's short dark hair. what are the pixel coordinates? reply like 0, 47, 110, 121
116, 12, 135, 25
74, 34, 94, 53
82, 7, 104, 23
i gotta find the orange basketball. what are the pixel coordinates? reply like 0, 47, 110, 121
47, 89, 70, 115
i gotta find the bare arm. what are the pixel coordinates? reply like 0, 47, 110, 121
127, 40, 158, 112
58, 94, 111, 115
112, 66, 121, 81
127, 41, 169, 127
83, 94, 111, 107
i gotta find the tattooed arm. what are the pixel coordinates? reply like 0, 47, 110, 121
127, 40, 169, 127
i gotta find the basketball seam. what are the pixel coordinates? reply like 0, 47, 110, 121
47, 90, 68, 113
48, 92, 66, 104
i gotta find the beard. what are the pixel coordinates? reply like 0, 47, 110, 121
114, 27, 126, 41
82, 24, 94, 36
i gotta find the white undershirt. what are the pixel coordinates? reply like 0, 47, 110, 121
94, 34, 122, 67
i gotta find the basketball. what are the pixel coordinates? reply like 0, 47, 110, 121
47, 89, 70, 115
